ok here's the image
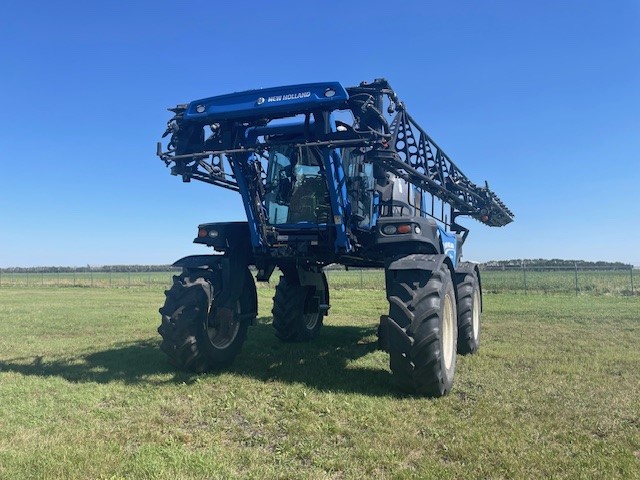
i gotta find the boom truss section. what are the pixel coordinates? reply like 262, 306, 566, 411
384, 109, 513, 227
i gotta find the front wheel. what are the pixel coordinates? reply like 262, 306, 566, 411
158, 268, 256, 372
272, 272, 327, 342
386, 263, 458, 397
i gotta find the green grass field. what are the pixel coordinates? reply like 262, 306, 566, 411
0, 285, 639, 479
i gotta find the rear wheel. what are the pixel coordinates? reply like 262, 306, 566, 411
455, 270, 481, 354
158, 267, 256, 372
272, 272, 327, 342
386, 263, 457, 397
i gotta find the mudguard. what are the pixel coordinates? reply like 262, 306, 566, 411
172, 254, 257, 316
455, 261, 479, 276
384, 253, 452, 275
172, 254, 225, 270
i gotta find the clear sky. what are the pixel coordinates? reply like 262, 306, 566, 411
1, 1, 638, 267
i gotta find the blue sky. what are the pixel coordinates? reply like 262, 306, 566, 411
1, 1, 638, 267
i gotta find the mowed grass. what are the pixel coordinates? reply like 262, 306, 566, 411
0, 286, 639, 479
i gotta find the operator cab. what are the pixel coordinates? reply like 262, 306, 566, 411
265, 145, 331, 225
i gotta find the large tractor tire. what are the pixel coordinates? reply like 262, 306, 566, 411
386, 263, 458, 397
272, 272, 327, 342
455, 269, 481, 355
158, 268, 256, 372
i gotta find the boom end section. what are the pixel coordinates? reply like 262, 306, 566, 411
474, 188, 514, 227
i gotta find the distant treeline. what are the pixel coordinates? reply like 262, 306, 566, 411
482, 259, 632, 269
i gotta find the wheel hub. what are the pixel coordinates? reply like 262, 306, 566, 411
208, 303, 241, 349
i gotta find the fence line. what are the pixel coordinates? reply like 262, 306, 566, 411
0, 270, 181, 289
0, 265, 636, 296
480, 263, 635, 296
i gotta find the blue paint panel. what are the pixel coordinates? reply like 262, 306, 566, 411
438, 227, 457, 266
232, 154, 265, 251
327, 149, 351, 253
326, 114, 351, 253
184, 82, 348, 122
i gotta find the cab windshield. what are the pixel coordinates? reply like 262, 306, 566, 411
264, 146, 331, 225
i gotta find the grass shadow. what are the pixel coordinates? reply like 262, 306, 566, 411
0, 317, 397, 396
0, 339, 194, 385
229, 319, 396, 397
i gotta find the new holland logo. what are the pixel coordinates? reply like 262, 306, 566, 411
266, 91, 311, 103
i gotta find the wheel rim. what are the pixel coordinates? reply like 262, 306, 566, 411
302, 288, 323, 331
303, 312, 320, 331
442, 291, 455, 370
472, 288, 481, 342
208, 301, 241, 349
